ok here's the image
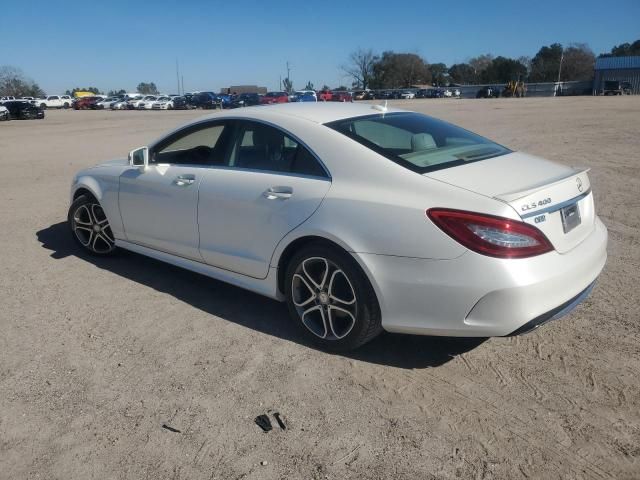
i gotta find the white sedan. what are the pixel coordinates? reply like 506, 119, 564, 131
68, 103, 607, 350
135, 96, 159, 109
150, 96, 174, 110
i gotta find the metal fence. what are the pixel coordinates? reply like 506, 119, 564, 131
455, 81, 594, 99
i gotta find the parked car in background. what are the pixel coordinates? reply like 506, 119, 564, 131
331, 91, 353, 102
137, 96, 160, 110
374, 90, 392, 100
452, 88, 461, 98
36, 95, 74, 109
150, 96, 175, 110
111, 95, 142, 110
95, 96, 122, 109
0, 105, 9, 120
217, 94, 234, 108
229, 93, 261, 108
317, 90, 333, 101
191, 92, 220, 109
602, 80, 630, 95
260, 91, 289, 105
130, 96, 156, 109
476, 86, 499, 98
3, 100, 45, 119
620, 82, 633, 94
400, 90, 416, 99
291, 91, 317, 102
293, 90, 317, 101
170, 96, 189, 110
73, 96, 102, 110
0, 96, 17, 102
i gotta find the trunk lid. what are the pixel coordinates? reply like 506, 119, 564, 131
425, 152, 595, 253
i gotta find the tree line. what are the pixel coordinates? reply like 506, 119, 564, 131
343, 39, 639, 89
1, 39, 638, 97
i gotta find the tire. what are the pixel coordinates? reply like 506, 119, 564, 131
285, 243, 382, 351
68, 195, 117, 256
40, 103, 47, 109
63, 103, 69, 109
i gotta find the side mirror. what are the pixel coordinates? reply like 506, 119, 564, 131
129, 146, 149, 171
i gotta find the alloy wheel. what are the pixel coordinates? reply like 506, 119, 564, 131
72, 203, 115, 254
291, 257, 357, 340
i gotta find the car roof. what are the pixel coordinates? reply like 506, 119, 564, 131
201, 102, 406, 124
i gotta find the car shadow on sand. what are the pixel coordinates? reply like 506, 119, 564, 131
37, 222, 486, 369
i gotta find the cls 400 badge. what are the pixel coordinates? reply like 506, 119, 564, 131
521, 197, 552, 212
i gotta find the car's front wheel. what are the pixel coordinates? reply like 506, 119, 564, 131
68, 195, 116, 255
285, 244, 382, 351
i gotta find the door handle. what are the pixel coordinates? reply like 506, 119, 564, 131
173, 174, 196, 186
263, 186, 293, 200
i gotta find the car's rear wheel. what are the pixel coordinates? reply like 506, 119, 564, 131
285, 244, 382, 351
40, 103, 46, 109
68, 195, 116, 255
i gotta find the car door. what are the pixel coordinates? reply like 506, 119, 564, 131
118, 121, 233, 260
198, 120, 331, 279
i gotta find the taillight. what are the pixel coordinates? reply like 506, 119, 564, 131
427, 208, 553, 259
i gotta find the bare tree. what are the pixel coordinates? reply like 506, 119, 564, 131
468, 54, 494, 81
0, 65, 44, 97
341, 48, 378, 89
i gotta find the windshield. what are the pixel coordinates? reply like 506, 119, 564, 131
326, 112, 510, 174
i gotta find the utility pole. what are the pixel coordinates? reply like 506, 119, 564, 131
181, 75, 184, 96
176, 59, 181, 95
556, 50, 564, 97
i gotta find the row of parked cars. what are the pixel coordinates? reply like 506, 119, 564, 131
0, 86, 465, 121
0, 99, 46, 120
70, 87, 462, 112
68, 89, 356, 111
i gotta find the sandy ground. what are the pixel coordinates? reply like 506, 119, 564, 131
0, 97, 639, 480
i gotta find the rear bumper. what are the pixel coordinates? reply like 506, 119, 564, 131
505, 281, 595, 336
354, 217, 607, 337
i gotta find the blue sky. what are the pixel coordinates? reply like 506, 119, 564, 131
1, 0, 638, 94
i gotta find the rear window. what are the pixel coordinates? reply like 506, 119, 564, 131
326, 112, 510, 173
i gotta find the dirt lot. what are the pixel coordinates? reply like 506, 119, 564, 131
0, 97, 639, 480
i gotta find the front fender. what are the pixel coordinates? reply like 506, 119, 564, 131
70, 171, 124, 239
70, 175, 103, 205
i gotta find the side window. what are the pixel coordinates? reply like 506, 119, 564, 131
229, 121, 327, 177
153, 124, 228, 166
